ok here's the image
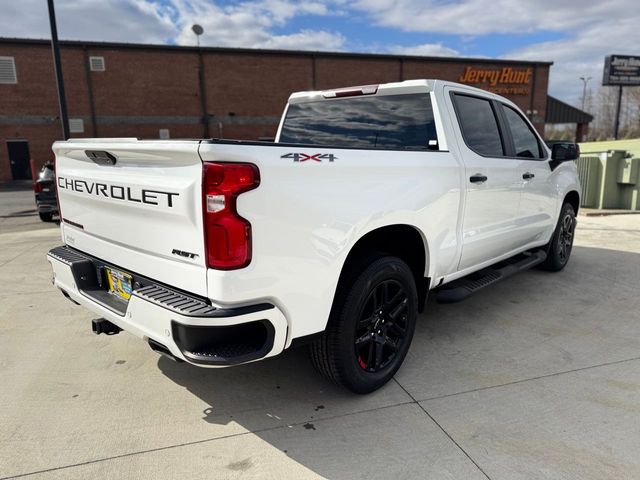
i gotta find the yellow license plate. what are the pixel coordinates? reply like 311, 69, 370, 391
105, 267, 133, 301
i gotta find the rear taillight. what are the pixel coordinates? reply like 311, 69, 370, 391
202, 162, 260, 270
33, 182, 43, 193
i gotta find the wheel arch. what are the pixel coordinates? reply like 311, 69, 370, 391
564, 190, 580, 215
335, 224, 431, 313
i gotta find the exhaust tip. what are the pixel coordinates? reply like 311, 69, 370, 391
148, 338, 184, 362
60, 289, 81, 305
92, 318, 122, 335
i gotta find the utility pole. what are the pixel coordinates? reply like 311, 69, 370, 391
579, 76, 591, 111
613, 85, 623, 140
47, 0, 70, 140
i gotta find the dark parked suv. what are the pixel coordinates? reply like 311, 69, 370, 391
34, 161, 58, 222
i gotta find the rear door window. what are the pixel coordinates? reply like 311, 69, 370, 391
452, 94, 504, 157
279, 93, 438, 150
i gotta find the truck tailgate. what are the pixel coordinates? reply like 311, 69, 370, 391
52, 139, 207, 296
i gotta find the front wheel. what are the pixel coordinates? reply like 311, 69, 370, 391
541, 202, 576, 272
310, 256, 418, 394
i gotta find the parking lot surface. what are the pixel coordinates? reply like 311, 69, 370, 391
0, 183, 54, 235
1, 187, 640, 480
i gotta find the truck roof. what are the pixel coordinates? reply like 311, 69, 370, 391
287, 79, 502, 104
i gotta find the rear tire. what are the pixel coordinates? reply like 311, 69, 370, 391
310, 255, 418, 394
541, 202, 576, 272
39, 212, 53, 222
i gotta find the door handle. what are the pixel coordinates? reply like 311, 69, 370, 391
470, 174, 488, 184
522, 172, 535, 180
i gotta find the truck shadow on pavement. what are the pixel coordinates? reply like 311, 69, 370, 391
158, 346, 352, 425
0, 209, 36, 218
153, 245, 640, 478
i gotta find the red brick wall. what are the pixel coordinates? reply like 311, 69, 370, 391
205, 53, 312, 117
0, 41, 550, 181
315, 57, 401, 89
532, 64, 550, 131
89, 48, 201, 117
0, 45, 85, 115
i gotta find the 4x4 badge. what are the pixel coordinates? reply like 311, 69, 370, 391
281, 153, 337, 162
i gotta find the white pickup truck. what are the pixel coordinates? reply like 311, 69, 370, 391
48, 80, 581, 393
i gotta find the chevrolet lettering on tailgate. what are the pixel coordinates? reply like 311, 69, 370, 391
57, 177, 179, 207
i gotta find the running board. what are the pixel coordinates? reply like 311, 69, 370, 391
436, 250, 547, 304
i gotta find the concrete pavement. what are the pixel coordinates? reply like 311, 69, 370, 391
0, 183, 57, 234
1, 192, 640, 479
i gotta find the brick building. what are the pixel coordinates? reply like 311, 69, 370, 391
0, 37, 555, 182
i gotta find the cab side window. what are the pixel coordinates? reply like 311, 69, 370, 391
452, 94, 504, 157
502, 105, 543, 158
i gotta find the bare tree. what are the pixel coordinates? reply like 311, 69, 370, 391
585, 85, 640, 140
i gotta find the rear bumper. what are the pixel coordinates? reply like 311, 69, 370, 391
47, 246, 288, 366
35, 194, 58, 213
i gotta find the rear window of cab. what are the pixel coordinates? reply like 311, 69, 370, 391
279, 93, 438, 150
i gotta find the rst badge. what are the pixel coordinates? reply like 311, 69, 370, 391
281, 153, 337, 162
171, 248, 198, 259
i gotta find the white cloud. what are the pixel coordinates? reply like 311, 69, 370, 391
503, 5, 640, 105
348, 0, 629, 35
0, 0, 344, 51
259, 30, 346, 51
170, 0, 344, 50
0, 0, 177, 43
390, 43, 459, 57
346, 0, 640, 105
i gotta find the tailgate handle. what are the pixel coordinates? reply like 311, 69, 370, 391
85, 150, 117, 166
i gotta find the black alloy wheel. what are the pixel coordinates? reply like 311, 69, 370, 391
354, 279, 409, 373
541, 202, 576, 272
558, 211, 575, 263
310, 255, 418, 394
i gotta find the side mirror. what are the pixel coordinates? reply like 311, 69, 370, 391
550, 142, 580, 170
551, 142, 580, 161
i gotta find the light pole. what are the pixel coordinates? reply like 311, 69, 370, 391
192, 24, 209, 137
579, 76, 592, 111
47, 0, 69, 140
192, 24, 203, 47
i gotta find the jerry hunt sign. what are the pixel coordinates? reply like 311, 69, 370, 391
458, 67, 532, 95
603, 55, 640, 86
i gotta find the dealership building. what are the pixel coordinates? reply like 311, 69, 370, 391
0, 37, 592, 182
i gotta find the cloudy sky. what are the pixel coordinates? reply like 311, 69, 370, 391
2, 0, 638, 105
